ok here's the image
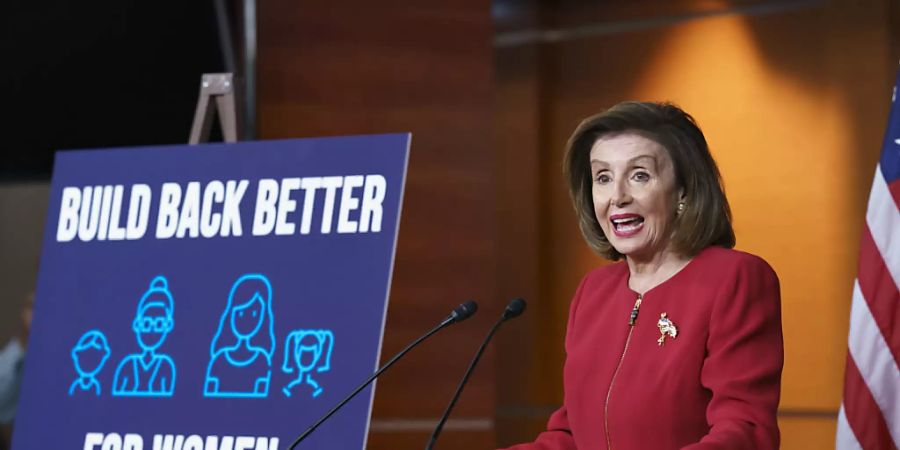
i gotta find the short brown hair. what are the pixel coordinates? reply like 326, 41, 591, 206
563, 101, 735, 260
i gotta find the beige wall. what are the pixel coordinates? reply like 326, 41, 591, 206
0, 183, 48, 344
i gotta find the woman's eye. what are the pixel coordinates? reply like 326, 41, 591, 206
632, 171, 650, 182
595, 174, 611, 184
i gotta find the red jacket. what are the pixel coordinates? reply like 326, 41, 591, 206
503, 247, 783, 450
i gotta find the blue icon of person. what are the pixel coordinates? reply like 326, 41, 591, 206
69, 330, 110, 396
204, 274, 275, 398
112, 275, 176, 397
282, 330, 334, 398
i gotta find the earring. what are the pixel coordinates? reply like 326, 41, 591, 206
677, 202, 685, 214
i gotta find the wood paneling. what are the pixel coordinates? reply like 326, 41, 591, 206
258, 1, 496, 449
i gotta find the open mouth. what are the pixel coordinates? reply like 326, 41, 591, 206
610, 214, 644, 237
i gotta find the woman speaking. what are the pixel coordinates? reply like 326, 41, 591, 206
504, 102, 783, 450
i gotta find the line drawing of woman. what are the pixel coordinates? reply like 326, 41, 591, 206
281, 330, 334, 398
112, 275, 176, 397
69, 330, 110, 396
204, 274, 275, 398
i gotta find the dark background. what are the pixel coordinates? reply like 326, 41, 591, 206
1, 0, 223, 179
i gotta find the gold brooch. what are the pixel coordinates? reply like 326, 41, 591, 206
657, 312, 677, 346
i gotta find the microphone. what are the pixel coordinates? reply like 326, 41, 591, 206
287, 300, 478, 450
424, 298, 527, 450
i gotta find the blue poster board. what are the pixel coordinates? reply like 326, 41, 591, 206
12, 134, 410, 450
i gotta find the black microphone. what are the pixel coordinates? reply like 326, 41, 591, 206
424, 298, 527, 450
287, 300, 478, 450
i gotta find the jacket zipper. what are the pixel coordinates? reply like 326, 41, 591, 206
604, 293, 642, 450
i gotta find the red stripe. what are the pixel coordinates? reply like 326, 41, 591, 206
843, 354, 898, 450
889, 179, 900, 209
857, 225, 900, 366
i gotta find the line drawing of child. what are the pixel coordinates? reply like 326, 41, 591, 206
282, 330, 333, 398
69, 330, 110, 396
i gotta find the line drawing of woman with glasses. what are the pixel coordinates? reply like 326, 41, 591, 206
112, 276, 176, 397
204, 274, 275, 398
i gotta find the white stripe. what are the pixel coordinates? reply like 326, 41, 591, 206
866, 164, 900, 288
847, 281, 900, 446
836, 404, 864, 450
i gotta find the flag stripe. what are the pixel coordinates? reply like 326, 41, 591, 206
858, 225, 900, 365
866, 165, 900, 287
847, 281, 900, 447
841, 353, 898, 450
836, 404, 864, 450
889, 179, 900, 209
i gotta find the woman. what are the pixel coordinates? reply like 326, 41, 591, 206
204, 274, 275, 398
505, 102, 783, 449
113, 275, 176, 397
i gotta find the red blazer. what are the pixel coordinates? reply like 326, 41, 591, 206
503, 247, 783, 450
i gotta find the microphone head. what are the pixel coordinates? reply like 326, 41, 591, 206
450, 301, 478, 323
502, 298, 527, 320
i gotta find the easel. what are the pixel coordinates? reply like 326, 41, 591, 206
188, 73, 240, 144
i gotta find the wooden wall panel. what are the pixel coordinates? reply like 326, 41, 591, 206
257, 2, 496, 449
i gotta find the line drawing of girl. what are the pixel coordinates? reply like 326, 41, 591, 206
204, 274, 275, 398
282, 330, 334, 398
69, 330, 110, 396
112, 275, 176, 397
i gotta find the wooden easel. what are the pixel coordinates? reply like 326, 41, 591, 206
188, 73, 239, 144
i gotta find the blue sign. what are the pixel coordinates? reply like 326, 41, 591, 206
13, 134, 410, 450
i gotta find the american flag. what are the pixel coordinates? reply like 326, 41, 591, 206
836, 70, 900, 449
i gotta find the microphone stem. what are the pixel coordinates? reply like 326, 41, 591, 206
424, 317, 505, 450
289, 316, 455, 450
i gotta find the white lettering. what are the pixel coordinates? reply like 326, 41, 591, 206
97, 185, 114, 240
57, 187, 81, 242
101, 433, 122, 450
108, 185, 127, 240
234, 437, 255, 450
84, 432, 104, 450
360, 174, 386, 232
126, 184, 151, 240
204, 436, 233, 450
78, 186, 103, 241
319, 176, 343, 234
123, 433, 143, 450
299, 177, 321, 235
176, 182, 201, 238
156, 183, 182, 239
275, 178, 301, 235
221, 180, 248, 237
337, 175, 364, 233
183, 435, 204, 450
252, 179, 279, 236
200, 181, 224, 238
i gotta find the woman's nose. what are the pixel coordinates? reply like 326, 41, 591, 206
611, 179, 632, 207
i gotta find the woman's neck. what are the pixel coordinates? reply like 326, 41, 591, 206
625, 246, 691, 294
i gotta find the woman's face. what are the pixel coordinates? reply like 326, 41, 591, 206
135, 304, 171, 351
231, 295, 265, 339
589, 133, 682, 260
